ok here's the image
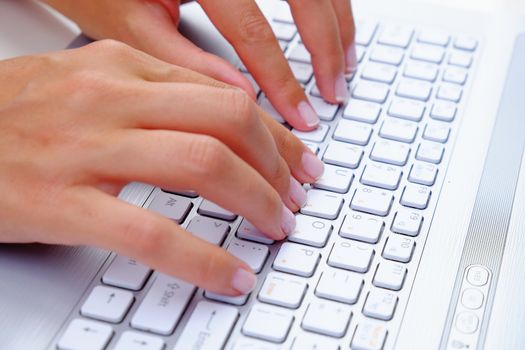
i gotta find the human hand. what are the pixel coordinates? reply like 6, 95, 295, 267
0, 40, 323, 295
42, 0, 356, 131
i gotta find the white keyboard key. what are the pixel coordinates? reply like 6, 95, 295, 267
403, 60, 439, 82
227, 237, 269, 273
57, 319, 113, 350
418, 29, 450, 46
409, 162, 438, 186
370, 139, 410, 166
114, 331, 164, 350
388, 98, 425, 121
323, 141, 363, 169
411, 43, 445, 63
186, 215, 229, 246
396, 79, 432, 101
449, 50, 473, 67
165, 189, 198, 198
379, 118, 418, 143
351, 322, 388, 350
198, 199, 237, 221
377, 24, 414, 48
351, 186, 394, 216
242, 304, 294, 343
333, 119, 373, 145
309, 96, 339, 121
401, 184, 431, 209
454, 36, 478, 51
373, 262, 407, 291
302, 300, 352, 337
308, 81, 322, 97
273, 2, 294, 23
328, 240, 375, 273
242, 72, 261, 95
361, 62, 397, 84
423, 121, 450, 143
131, 274, 195, 335
278, 40, 288, 51
356, 45, 366, 62
363, 289, 398, 320
303, 141, 320, 155
148, 191, 192, 224
205, 291, 249, 306
288, 214, 332, 247
102, 255, 151, 291
353, 81, 390, 103
370, 45, 404, 66
340, 212, 384, 243
361, 162, 402, 190
343, 99, 381, 124
392, 210, 423, 236
273, 242, 320, 277
301, 189, 344, 219
80, 286, 133, 323
258, 272, 307, 308
271, 21, 296, 41
237, 219, 274, 244
260, 96, 285, 124
292, 123, 330, 143
417, 141, 444, 164
174, 301, 238, 350
289, 61, 313, 83
314, 164, 354, 193
232, 337, 281, 350
383, 234, 415, 262
289, 43, 310, 63
430, 100, 457, 122
315, 268, 364, 304
437, 83, 463, 102
443, 67, 468, 85
356, 20, 378, 46
291, 333, 340, 350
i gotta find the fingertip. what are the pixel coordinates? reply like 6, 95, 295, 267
231, 267, 257, 295
296, 100, 320, 130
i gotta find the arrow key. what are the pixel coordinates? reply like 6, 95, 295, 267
80, 285, 134, 323
113, 331, 164, 350
57, 318, 113, 350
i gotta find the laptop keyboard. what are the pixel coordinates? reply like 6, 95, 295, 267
54, 8, 479, 350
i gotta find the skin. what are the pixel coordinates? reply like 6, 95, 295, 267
42, 0, 357, 131
0, 41, 318, 295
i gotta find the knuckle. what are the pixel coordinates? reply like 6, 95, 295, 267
237, 12, 275, 44
88, 39, 130, 56
227, 89, 258, 130
186, 136, 227, 176
124, 214, 167, 257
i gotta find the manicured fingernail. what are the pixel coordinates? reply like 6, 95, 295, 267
289, 177, 307, 208
231, 268, 257, 295
297, 100, 319, 128
335, 73, 349, 103
281, 205, 296, 235
302, 152, 324, 180
346, 44, 358, 73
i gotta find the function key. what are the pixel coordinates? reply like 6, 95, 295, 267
418, 29, 450, 47
454, 35, 478, 51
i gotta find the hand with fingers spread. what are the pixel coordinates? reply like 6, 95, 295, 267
41, 0, 357, 131
0, 40, 324, 295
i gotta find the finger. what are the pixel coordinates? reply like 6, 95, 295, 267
104, 82, 302, 210
330, 0, 357, 73
288, 0, 348, 104
58, 186, 257, 295
116, 1, 257, 98
95, 130, 295, 239
259, 112, 325, 185
198, 0, 320, 131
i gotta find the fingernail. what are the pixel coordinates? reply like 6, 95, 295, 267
231, 268, 257, 295
297, 100, 319, 128
346, 44, 358, 74
281, 205, 296, 235
335, 73, 349, 103
289, 177, 307, 208
302, 151, 325, 180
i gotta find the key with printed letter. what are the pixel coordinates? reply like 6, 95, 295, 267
186, 215, 230, 246
315, 268, 364, 304
148, 191, 192, 224
333, 119, 373, 145
102, 255, 151, 291
370, 139, 411, 166
328, 240, 375, 273
314, 164, 354, 193
301, 189, 344, 220
343, 99, 382, 124
288, 214, 332, 247
361, 162, 403, 190
273, 242, 320, 277
373, 261, 407, 291
258, 272, 308, 308
351, 186, 394, 216
323, 141, 363, 169
352, 321, 388, 350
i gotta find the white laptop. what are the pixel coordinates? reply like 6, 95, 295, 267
1, 0, 524, 349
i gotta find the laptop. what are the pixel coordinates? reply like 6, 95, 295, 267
1, 0, 524, 349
